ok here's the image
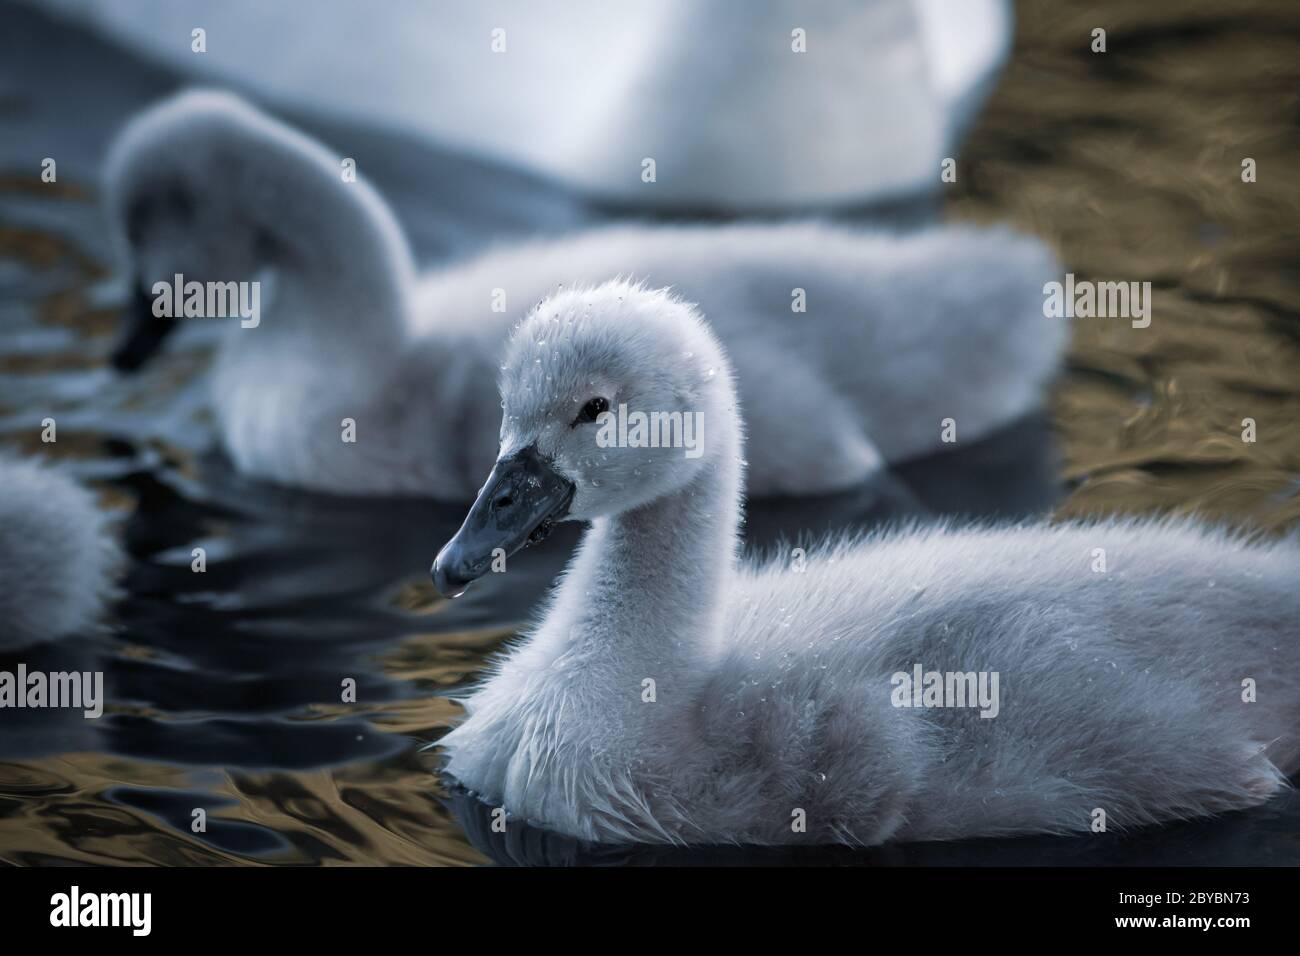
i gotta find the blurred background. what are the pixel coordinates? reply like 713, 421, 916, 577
0, 0, 1298, 865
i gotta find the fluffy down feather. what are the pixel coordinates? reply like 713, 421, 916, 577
440, 283, 1298, 846
0, 453, 119, 649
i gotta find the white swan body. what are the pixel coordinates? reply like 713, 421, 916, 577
105, 90, 1063, 499
0, 453, 119, 650
61, 0, 1012, 209
435, 282, 1300, 846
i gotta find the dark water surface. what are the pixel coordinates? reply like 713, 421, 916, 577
1, 2, 1299, 865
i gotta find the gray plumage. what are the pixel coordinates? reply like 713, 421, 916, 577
440, 281, 1300, 846
105, 89, 1063, 498
0, 453, 119, 650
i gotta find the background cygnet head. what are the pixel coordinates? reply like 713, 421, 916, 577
432, 280, 736, 597
102, 90, 287, 371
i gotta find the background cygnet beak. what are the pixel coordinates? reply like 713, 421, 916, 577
432, 444, 575, 598
110, 283, 178, 372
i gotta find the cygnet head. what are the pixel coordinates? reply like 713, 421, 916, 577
432, 280, 736, 597
103, 90, 300, 370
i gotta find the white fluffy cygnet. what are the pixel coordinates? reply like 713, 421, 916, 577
0, 453, 119, 650
432, 282, 1300, 846
104, 90, 1063, 499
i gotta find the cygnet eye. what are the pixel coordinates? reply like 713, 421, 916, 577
572, 396, 610, 426
125, 187, 194, 245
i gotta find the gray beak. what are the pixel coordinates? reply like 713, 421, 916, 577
432, 445, 575, 598
110, 283, 178, 372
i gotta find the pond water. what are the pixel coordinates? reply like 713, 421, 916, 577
1, 2, 1298, 865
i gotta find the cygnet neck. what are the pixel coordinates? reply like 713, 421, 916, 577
230, 126, 417, 359
544, 377, 745, 696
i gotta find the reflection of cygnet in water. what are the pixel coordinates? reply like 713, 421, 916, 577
0, 452, 119, 650
105, 89, 1064, 500
432, 282, 1300, 847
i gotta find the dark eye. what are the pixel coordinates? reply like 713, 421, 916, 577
253, 228, 280, 260
125, 186, 193, 245
573, 396, 610, 426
